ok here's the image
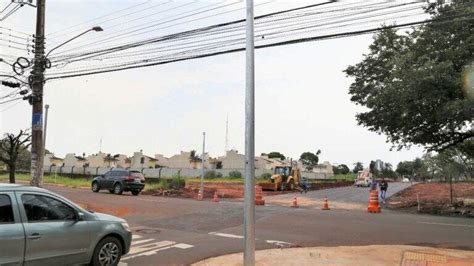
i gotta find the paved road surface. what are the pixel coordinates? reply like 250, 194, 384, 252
43, 183, 473, 265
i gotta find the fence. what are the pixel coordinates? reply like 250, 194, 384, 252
43, 165, 333, 180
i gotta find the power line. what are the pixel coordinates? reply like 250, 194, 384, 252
46, 16, 466, 81
49, 2, 424, 66
46, 0, 153, 37
50, 1, 246, 56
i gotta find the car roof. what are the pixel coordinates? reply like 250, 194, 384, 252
0, 183, 50, 193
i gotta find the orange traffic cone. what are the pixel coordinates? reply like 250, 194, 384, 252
196, 190, 203, 201
213, 191, 219, 203
291, 194, 298, 208
367, 190, 381, 213
322, 198, 330, 210
255, 185, 265, 205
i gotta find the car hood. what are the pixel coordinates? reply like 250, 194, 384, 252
94, 212, 125, 223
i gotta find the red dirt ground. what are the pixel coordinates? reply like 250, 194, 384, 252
144, 180, 354, 199
387, 182, 474, 217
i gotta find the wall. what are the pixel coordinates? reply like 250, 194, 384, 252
43, 166, 334, 179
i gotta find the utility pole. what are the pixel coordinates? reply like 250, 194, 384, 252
30, 0, 46, 187
244, 0, 255, 265
200, 132, 206, 197
42, 104, 49, 173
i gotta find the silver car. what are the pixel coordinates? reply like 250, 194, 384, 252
0, 184, 132, 265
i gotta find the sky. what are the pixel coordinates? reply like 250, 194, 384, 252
0, 0, 427, 168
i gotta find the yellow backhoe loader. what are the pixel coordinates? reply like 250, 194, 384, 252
258, 165, 303, 191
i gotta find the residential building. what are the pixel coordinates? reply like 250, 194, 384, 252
63, 153, 87, 168
114, 154, 131, 168
131, 151, 159, 169
219, 149, 245, 169
44, 153, 64, 167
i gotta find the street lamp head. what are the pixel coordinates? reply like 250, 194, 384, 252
92, 26, 103, 32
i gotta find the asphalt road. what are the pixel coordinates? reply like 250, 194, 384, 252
45, 183, 474, 265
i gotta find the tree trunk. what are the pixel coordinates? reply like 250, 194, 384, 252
449, 175, 453, 205
9, 166, 15, 183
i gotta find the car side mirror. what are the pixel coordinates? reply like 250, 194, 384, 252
76, 212, 85, 221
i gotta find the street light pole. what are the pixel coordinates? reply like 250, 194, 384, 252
28, 15, 102, 187
30, 0, 46, 187
200, 132, 206, 197
244, 0, 255, 265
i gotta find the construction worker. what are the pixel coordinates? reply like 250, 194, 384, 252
300, 176, 308, 194
380, 178, 388, 204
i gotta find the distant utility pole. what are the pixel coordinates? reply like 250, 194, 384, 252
200, 132, 206, 197
244, 0, 255, 265
30, 0, 46, 187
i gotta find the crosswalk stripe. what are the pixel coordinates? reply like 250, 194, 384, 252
132, 238, 154, 245
132, 234, 142, 240
125, 240, 176, 256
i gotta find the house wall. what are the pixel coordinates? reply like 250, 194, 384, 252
63, 153, 86, 168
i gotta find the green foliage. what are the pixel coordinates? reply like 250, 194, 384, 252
266, 152, 286, 161
260, 172, 272, 180
299, 150, 321, 171
352, 162, 364, 173
333, 164, 350, 175
159, 176, 185, 190
344, 2, 474, 151
228, 170, 242, 179
333, 174, 357, 181
204, 170, 223, 179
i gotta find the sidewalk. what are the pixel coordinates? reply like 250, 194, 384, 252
194, 245, 474, 266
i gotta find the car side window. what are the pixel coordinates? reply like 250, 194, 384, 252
0, 195, 14, 224
21, 194, 76, 222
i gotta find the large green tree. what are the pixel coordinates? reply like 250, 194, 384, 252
299, 150, 321, 171
345, 2, 473, 152
266, 151, 286, 161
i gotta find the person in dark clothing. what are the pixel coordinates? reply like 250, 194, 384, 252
379, 178, 388, 203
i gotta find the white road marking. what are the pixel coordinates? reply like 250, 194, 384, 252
132, 238, 154, 245
266, 240, 292, 246
126, 240, 176, 256
174, 243, 194, 249
417, 221, 474, 228
122, 242, 194, 261
132, 234, 142, 240
208, 232, 244, 239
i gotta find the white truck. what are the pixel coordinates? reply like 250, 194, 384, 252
354, 169, 373, 187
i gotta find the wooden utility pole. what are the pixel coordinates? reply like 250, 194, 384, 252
30, 0, 46, 187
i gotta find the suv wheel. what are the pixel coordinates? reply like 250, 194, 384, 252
113, 183, 123, 195
91, 236, 122, 266
92, 181, 100, 193
131, 190, 140, 196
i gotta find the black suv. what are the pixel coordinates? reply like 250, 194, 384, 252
92, 170, 145, 196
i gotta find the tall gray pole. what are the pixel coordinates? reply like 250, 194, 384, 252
42, 104, 49, 172
200, 132, 206, 197
30, 0, 46, 187
244, 0, 255, 265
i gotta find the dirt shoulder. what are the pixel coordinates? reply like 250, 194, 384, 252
194, 245, 474, 266
387, 182, 474, 218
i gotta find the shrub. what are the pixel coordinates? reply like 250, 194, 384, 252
204, 170, 223, 179
260, 173, 272, 180
228, 170, 242, 179
157, 176, 185, 190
